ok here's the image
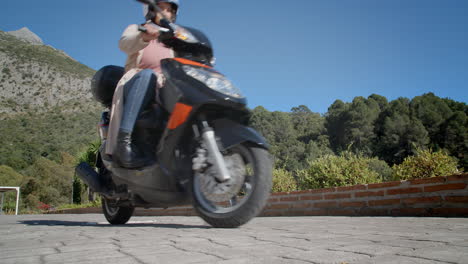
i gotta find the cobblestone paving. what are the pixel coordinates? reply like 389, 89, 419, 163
1, 214, 467, 263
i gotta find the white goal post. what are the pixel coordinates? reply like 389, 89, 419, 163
0, 187, 20, 215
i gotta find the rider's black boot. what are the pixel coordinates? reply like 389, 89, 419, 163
114, 130, 149, 169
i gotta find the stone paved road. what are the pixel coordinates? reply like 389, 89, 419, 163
0, 214, 467, 264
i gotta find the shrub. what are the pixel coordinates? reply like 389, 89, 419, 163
392, 149, 461, 180
272, 168, 297, 192
76, 140, 101, 167
297, 151, 382, 190
367, 159, 393, 182
2, 67, 11, 75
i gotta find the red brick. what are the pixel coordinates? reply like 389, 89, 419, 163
303, 209, 328, 216
387, 187, 422, 195
280, 196, 299, 202
445, 196, 468, 203
292, 190, 314, 194
291, 202, 312, 209
358, 208, 389, 216
261, 210, 284, 217
309, 187, 336, 194
339, 201, 367, 208
291, 210, 310, 216
324, 193, 352, 200
355, 190, 385, 198
336, 185, 367, 192
409, 177, 446, 185
299, 194, 323, 201
268, 197, 279, 203
274, 192, 290, 196
314, 201, 338, 208
269, 192, 283, 197
402, 196, 442, 204
368, 199, 400, 206
266, 203, 290, 210
446, 174, 468, 182
282, 210, 298, 216
432, 208, 468, 216
368, 181, 401, 189
424, 183, 467, 192
391, 208, 427, 216
328, 209, 356, 216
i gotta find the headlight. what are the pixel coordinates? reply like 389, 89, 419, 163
182, 65, 244, 98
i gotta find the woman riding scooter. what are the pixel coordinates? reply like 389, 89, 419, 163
80, 0, 272, 227
106, 0, 179, 168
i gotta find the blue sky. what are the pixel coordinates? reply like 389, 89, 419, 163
1, 0, 467, 113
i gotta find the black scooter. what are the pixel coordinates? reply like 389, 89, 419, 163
76, 0, 272, 228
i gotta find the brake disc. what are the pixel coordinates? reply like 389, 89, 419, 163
196, 152, 246, 203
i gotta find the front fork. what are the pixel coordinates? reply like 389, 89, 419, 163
192, 121, 231, 182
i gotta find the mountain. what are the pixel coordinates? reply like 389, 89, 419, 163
0, 28, 102, 170
0, 29, 98, 115
6, 27, 43, 45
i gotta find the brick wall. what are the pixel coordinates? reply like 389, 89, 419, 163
54, 173, 468, 217
263, 173, 468, 217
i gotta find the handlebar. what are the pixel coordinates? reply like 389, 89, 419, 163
137, 23, 171, 33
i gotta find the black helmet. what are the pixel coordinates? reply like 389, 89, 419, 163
91, 65, 125, 107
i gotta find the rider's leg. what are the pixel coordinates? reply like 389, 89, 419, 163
115, 69, 157, 168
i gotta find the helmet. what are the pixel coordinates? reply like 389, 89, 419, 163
91, 65, 125, 107
143, 0, 179, 22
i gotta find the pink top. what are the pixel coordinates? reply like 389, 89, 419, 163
138, 40, 174, 74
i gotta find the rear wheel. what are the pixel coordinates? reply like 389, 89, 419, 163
102, 197, 134, 225
192, 144, 272, 228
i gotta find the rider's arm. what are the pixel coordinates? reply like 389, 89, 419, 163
119, 24, 150, 55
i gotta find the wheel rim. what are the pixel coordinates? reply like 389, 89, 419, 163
103, 198, 119, 217
194, 144, 256, 214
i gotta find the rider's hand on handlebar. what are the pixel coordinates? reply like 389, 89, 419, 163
140, 24, 160, 42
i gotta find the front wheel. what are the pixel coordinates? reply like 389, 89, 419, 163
102, 197, 134, 225
192, 144, 272, 228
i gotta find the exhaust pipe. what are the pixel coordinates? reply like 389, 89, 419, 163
75, 162, 104, 193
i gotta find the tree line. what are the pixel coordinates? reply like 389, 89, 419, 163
249, 92, 467, 171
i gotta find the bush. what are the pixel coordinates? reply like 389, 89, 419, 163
367, 159, 393, 182
76, 140, 101, 167
392, 149, 461, 180
297, 151, 383, 190
272, 168, 298, 192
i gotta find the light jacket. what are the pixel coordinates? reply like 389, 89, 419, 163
106, 24, 174, 155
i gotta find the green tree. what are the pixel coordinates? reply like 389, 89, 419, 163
344, 96, 381, 155
438, 111, 468, 170
21, 153, 75, 210
0, 165, 24, 186
0, 165, 24, 213
375, 98, 429, 164
410, 93, 453, 149
250, 107, 305, 170
290, 105, 325, 144
325, 100, 349, 153
369, 93, 389, 111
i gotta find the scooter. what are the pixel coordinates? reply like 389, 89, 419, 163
76, 0, 272, 228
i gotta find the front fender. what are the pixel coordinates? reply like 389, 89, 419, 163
211, 118, 269, 150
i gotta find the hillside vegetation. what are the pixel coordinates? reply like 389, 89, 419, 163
0, 28, 103, 213
0, 30, 98, 115
0, 31, 94, 78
